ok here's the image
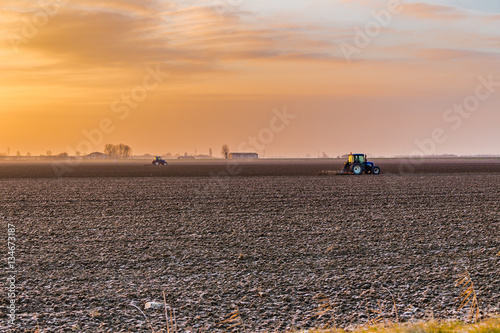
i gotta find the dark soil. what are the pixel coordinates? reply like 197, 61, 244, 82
1, 162, 499, 332
0, 158, 499, 178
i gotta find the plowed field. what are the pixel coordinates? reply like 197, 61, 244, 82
1, 159, 499, 332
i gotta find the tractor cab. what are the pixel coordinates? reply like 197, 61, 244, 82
348, 154, 366, 164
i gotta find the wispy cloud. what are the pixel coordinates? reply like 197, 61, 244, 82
402, 2, 467, 20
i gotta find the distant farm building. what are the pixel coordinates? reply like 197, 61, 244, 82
86, 152, 108, 159
195, 154, 214, 159
228, 153, 258, 160
178, 155, 195, 160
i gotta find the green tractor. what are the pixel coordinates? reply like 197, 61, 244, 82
341, 153, 380, 175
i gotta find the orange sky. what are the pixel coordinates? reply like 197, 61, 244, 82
1, 0, 500, 157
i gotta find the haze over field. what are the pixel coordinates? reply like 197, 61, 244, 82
1, 0, 500, 157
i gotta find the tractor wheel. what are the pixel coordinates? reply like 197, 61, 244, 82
372, 166, 381, 175
162, 162, 168, 166
154, 161, 160, 166
352, 163, 363, 175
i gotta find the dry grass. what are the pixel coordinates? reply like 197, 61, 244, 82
455, 271, 480, 323
293, 317, 500, 333
219, 306, 244, 331
308, 295, 336, 330
129, 302, 157, 333
163, 290, 178, 333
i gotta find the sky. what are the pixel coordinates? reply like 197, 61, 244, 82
1, 0, 500, 157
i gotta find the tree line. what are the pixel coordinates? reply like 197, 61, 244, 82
104, 143, 132, 158
1, 143, 229, 159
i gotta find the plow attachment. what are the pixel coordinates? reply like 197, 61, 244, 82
317, 169, 351, 175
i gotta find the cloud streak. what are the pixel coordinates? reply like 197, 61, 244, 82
402, 2, 467, 20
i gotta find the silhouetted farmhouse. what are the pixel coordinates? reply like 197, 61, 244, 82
86, 152, 108, 159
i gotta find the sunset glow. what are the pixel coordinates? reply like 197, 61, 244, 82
1, 0, 500, 157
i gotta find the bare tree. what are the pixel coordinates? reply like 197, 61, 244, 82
117, 144, 126, 158
46, 150, 52, 157
221, 144, 230, 159
122, 144, 132, 158
209, 148, 213, 157
104, 144, 117, 157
